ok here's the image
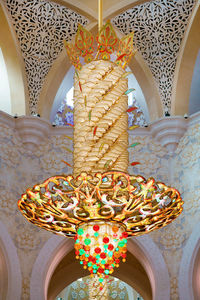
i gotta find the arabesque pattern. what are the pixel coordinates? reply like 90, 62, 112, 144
4, 0, 88, 113
112, 0, 196, 112
18, 171, 183, 237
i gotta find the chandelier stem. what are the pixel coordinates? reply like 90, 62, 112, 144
98, 0, 103, 32
73, 60, 129, 176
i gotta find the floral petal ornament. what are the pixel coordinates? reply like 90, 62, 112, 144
64, 20, 136, 68
96, 20, 118, 60
116, 32, 136, 68
75, 24, 94, 63
64, 40, 81, 70
127, 106, 137, 113
129, 142, 140, 148
125, 88, 135, 95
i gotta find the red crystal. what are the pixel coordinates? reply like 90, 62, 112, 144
100, 252, 106, 259
95, 247, 101, 254
108, 244, 114, 250
98, 267, 104, 273
122, 232, 128, 238
93, 225, 100, 231
103, 237, 109, 243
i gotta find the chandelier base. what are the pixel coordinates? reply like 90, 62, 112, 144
75, 221, 127, 281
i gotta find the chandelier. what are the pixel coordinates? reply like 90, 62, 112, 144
18, 0, 183, 288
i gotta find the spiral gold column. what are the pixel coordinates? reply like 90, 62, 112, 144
73, 60, 129, 177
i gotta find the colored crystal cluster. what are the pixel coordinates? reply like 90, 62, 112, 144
74, 222, 127, 282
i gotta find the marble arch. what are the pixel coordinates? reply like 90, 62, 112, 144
0, 220, 22, 300
30, 234, 170, 300
171, 2, 200, 116
0, 3, 27, 115
179, 222, 200, 300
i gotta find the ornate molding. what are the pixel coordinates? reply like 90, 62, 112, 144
150, 117, 188, 154
15, 117, 52, 151
1, 110, 200, 154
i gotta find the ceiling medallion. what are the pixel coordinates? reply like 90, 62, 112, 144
18, 0, 183, 288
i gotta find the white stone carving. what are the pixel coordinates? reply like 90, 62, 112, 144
4, 0, 88, 114
150, 116, 188, 154
112, 0, 196, 113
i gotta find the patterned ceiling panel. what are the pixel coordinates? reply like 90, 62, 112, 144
112, 0, 196, 113
4, 0, 88, 114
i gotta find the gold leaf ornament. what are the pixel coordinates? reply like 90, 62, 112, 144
116, 32, 136, 68
75, 24, 94, 63
63, 40, 82, 70
96, 20, 118, 60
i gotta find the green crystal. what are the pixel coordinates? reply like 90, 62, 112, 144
108, 251, 113, 257
118, 241, 125, 247
77, 228, 84, 235
79, 249, 85, 255
84, 238, 91, 245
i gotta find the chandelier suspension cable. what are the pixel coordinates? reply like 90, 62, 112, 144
98, 0, 103, 32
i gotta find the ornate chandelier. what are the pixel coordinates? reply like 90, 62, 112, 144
18, 1, 183, 288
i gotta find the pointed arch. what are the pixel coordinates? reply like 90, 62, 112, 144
0, 220, 22, 300
171, 3, 200, 116
30, 234, 169, 300
0, 3, 27, 115
179, 222, 200, 300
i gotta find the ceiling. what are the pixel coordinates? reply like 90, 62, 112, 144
1, 0, 198, 116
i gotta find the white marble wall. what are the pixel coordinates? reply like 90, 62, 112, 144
0, 110, 199, 299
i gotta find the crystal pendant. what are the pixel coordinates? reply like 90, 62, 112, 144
74, 221, 128, 283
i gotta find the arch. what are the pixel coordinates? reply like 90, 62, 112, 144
178, 222, 200, 300
171, 3, 200, 116
30, 234, 169, 300
47, 243, 152, 300
0, 220, 22, 300
53, 0, 151, 22
38, 23, 162, 122
0, 3, 28, 115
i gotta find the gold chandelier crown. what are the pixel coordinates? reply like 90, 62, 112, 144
64, 20, 136, 70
